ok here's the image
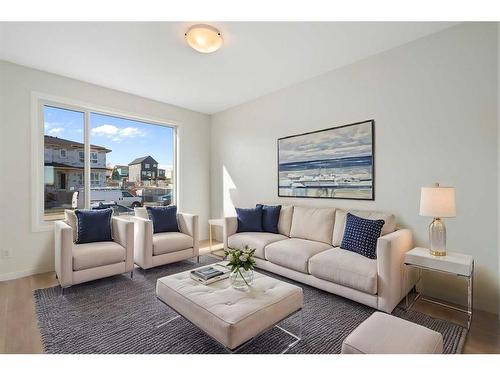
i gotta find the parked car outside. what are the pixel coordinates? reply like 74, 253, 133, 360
159, 192, 172, 206
77, 187, 142, 208
92, 202, 134, 216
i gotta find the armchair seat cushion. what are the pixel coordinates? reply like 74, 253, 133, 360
265, 238, 332, 273
73, 241, 126, 271
153, 232, 194, 256
227, 232, 287, 259
309, 248, 377, 294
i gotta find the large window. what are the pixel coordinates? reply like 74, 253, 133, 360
89, 112, 175, 210
39, 98, 176, 224
43, 106, 85, 220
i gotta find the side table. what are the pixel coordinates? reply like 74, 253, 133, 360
208, 218, 225, 252
404, 247, 474, 329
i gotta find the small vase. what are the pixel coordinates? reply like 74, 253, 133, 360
230, 268, 254, 290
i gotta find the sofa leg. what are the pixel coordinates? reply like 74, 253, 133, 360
130, 271, 134, 279
197, 256, 200, 264
61, 286, 67, 295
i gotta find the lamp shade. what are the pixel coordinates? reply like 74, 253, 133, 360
419, 184, 456, 218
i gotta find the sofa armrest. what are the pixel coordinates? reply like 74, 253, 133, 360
177, 213, 199, 256
223, 216, 238, 250
376, 229, 414, 313
112, 217, 134, 272
131, 216, 153, 269
54, 220, 73, 288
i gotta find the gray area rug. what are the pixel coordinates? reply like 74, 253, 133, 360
34, 256, 467, 354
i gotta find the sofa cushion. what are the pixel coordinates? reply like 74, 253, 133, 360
256, 204, 281, 233
278, 205, 294, 237
74, 208, 113, 244
289, 207, 335, 244
227, 232, 287, 259
147, 205, 179, 233
73, 241, 125, 271
153, 232, 194, 256
332, 209, 396, 246
265, 238, 332, 273
308, 247, 377, 294
236, 207, 263, 233
341, 213, 385, 259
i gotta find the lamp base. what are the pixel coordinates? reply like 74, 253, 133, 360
428, 217, 447, 257
429, 249, 447, 257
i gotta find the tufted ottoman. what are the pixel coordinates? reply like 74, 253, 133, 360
156, 267, 304, 352
341, 312, 444, 354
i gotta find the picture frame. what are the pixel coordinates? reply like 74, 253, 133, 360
277, 119, 375, 200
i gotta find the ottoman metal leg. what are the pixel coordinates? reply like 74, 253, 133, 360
155, 307, 303, 354
155, 314, 181, 329
226, 309, 303, 354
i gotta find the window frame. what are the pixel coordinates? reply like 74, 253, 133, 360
90, 151, 98, 164
90, 171, 100, 187
60, 149, 67, 158
31, 92, 179, 232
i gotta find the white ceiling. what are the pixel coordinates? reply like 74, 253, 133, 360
0, 22, 456, 114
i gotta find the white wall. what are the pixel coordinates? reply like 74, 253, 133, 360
211, 23, 499, 314
0, 60, 211, 280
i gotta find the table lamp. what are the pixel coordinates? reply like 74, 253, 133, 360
419, 183, 456, 256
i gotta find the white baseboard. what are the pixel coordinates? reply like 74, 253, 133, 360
0, 265, 54, 282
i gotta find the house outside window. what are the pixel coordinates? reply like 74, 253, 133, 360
145, 163, 150, 169
36, 95, 176, 230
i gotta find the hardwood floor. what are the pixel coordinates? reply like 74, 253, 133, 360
1, 239, 499, 354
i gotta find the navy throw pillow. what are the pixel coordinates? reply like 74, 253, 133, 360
75, 208, 113, 244
236, 206, 263, 233
147, 205, 179, 233
341, 213, 385, 259
256, 204, 281, 233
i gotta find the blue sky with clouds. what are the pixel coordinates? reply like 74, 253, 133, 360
44, 106, 174, 167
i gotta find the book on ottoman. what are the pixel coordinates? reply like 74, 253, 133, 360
190, 263, 230, 285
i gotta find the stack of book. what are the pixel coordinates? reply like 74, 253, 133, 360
190, 263, 231, 285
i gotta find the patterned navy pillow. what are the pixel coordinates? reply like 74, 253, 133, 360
236, 206, 263, 233
147, 205, 179, 233
256, 204, 281, 233
74, 208, 113, 244
341, 213, 385, 259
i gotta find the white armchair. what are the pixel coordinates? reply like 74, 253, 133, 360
131, 208, 199, 269
54, 216, 134, 293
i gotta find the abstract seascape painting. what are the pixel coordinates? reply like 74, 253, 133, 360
278, 120, 374, 200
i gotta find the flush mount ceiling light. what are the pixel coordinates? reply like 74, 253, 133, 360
185, 24, 223, 53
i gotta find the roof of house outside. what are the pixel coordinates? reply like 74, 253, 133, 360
44, 135, 111, 153
128, 155, 158, 165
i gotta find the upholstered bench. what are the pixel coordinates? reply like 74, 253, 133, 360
156, 267, 304, 352
341, 312, 443, 354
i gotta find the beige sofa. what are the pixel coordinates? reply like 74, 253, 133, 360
54, 216, 134, 292
132, 207, 199, 269
224, 205, 415, 313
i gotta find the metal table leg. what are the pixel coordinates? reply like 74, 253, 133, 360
155, 306, 303, 354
